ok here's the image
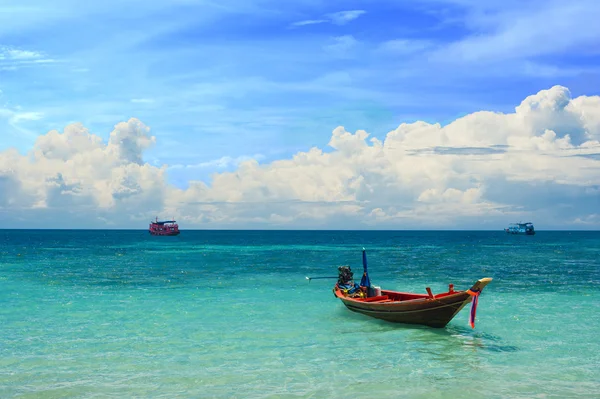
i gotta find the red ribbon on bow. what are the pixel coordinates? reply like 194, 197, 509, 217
466, 288, 481, 329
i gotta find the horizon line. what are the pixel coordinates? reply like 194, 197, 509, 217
2, 228, 599, 232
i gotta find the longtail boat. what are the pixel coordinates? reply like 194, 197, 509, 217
330, 249, 493, 328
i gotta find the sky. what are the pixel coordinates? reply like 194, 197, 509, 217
0, 0, 599, 229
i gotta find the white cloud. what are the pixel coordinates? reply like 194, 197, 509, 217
8, 111, 44, 123
169, 154, 265, 170
0, 118, 165, 217
1, 86, 599, 229
431, 1, 600, 62
1, 106, 44, 139
290, 9, 366, 28
290, 19, 327, 27
573, 213, 600, 225
4, 49, 43, 59
0, 46, 57, 69
376, 39, 433, 55
327, 10, 366, 25
323, 35, 359, 58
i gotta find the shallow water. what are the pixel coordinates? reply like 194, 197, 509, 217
1, 230, 599, 398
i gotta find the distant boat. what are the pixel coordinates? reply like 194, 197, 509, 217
330, 249, 493, 328
505, 222, 535, 235
149, 217, 180, 236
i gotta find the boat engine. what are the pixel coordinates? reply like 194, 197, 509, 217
337, 265, 354, 286
337, 266, 363, 297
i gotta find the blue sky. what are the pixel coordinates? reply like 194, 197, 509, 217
1, 0, 599, 228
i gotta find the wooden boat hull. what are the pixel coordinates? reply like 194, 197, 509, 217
149, 230, 180, 236
334, 278, 492, 328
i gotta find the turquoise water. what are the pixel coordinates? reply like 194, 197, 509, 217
1, 230, 599, 398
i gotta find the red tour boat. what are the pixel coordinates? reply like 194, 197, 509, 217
149, 217, 180, 236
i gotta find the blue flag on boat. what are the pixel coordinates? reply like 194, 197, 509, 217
360, 248, 371, 288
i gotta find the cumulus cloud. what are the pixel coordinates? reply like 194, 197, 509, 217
0, 118, 166, 224
1, 86, 599, 229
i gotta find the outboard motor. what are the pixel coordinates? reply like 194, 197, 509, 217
337, 265, 354, 287
337, 265, 363, 297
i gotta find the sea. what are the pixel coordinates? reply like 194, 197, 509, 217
1, 230, 599, 399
